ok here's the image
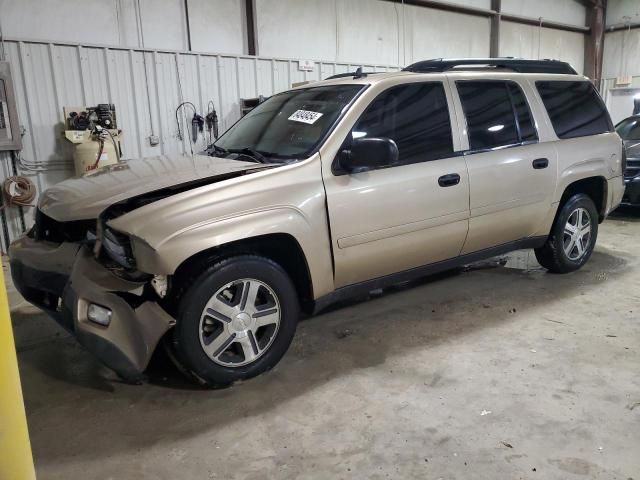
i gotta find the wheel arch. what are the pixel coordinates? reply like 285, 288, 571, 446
558, 176, 608, 223
168, 233, 316, 314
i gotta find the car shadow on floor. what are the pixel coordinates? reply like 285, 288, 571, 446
609, 205, 640, 221
15, 243, 634, 464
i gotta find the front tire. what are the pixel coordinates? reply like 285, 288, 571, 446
535, 193, 598, 273
173, 255, 299, 387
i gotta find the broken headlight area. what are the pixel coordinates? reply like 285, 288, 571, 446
102, 227, 134, 269
93, 222, 152, 282
32, 209, 95, 244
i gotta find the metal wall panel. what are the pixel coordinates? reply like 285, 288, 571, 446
603, 30, 640, 79
407, 6, 492, 61
606, 0, 640, 27
502, 0, 587, 27
0, 39, 398, 248
601, 76, 640, 126
500, 21, 586, 75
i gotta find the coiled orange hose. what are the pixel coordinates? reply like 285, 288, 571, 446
2, 176, 36, 208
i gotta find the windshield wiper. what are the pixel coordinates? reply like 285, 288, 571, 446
225, 147, 269, 164
210, 144, 274, 164
211, 144, 229, 156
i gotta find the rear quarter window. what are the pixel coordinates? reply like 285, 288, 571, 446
536, 81, 613, 139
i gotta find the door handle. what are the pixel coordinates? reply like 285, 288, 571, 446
438, 173, 460, 187
532, 158, 549, 169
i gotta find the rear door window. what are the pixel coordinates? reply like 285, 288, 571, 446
536, 81, 613, 139
509, 83, 538, 142
457, 81, 519, 151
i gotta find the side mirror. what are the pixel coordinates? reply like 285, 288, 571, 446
338, 137, 399, 173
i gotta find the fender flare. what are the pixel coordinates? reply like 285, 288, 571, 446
132, 206, 335, 299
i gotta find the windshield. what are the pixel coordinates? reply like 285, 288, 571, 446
616, 117, 640, 140
213, 84, 364, 161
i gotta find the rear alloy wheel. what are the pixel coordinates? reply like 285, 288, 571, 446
174, 256, 299, 387
562, 207, 592, 262
535, 193, 598, 273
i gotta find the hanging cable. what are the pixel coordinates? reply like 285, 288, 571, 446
0, 16, 6, 62
402, 0, 406, 66
176, 102, 199, 155
89, 126, 121, 170
91, 139, 106, 171
174, 55, 192, 155
175, 101, 196, 138
537, 17, 543, 60
103, 127, 121, 160
206, 100, 219, 145
3, 149, 68, 172
394, 3, 402, 68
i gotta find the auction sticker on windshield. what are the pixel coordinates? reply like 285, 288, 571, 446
288, 110, 323, 124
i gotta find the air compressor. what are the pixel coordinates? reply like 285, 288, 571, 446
63, 104, 121, 175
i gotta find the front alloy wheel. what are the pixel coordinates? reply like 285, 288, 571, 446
174, 255, 299, 387
200, 279, 281, 367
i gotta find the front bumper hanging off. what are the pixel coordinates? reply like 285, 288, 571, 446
9, 236, 175, 382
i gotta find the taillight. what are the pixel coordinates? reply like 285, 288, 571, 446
621, 143, 627, 176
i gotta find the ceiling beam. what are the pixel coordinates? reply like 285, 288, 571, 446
381, 0, 590, 34
500, 13, 590, 33
606, 22, 640, 32
382, 0, 494, 18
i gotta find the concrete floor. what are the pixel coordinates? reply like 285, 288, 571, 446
8, 209, 640, 480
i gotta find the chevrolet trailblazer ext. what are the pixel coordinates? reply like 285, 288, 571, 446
10, 58, 624, 386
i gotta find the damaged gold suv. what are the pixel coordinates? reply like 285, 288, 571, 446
10, 58, 624, 386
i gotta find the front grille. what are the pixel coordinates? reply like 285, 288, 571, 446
33, 209, 94, 243
624, 158, 640, 179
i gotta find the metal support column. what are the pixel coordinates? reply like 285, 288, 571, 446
490, 0, 502, 58
584, 0, 606, 83
245, 0, 257, 56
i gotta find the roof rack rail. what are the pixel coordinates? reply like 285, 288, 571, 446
403, 58, 577, 75
326, 67, 384, 80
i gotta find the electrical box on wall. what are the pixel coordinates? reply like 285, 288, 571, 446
0, 62, 22, 151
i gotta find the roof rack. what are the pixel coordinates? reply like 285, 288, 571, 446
403, 58, 577, 75
326, 67, 384, 80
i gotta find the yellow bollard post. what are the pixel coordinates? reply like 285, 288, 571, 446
0, 259, 36, 480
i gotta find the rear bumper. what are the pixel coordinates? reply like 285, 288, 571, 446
9, 236, 175, 382
622, 176, 640, 206
605, 175, 625, 215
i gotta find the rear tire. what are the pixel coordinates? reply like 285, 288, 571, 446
173, 255, 299, 388
535, 193, 598, 274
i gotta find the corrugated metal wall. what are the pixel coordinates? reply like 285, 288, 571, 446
602, 76, 640, 125
0, 39, 398, 251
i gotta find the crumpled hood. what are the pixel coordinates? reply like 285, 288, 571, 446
39, 154, 263, 222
